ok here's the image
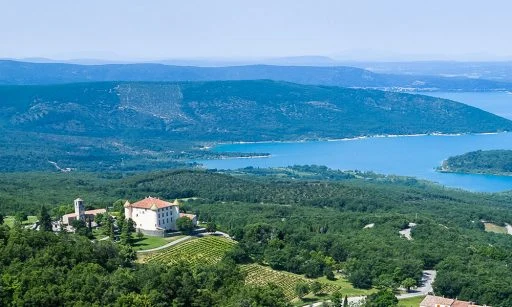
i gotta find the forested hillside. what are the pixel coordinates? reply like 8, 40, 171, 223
441, 149, 512, 175
0, 227, 288, 306
1, 80, 511, 171
1, 168, 512, 305
1, 60, 511, 91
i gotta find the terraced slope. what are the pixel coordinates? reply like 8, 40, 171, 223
143, 236, 236, 265
241, 263, 341, 300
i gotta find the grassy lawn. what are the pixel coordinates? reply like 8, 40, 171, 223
291, 273, 375, 306
132, 235, 186, 251
240, 264, 373, 305
4, 215, 38, 227
316, 273, 376, 297
484, 222, 508, 234
398, 295, 426, 307
92, 228, 109, 240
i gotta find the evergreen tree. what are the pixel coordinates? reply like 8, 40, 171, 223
103, 216, 115, 240
39, 205, 53, 232
0, 213, 4, 225
120, 218, 135, 246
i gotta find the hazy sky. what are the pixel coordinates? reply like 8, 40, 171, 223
1, 0, 511, 60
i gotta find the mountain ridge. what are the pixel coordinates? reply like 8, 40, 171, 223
1, 80, 511, 171
1, 60, 511, 91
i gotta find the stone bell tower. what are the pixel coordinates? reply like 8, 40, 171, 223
74, 198, 85, 221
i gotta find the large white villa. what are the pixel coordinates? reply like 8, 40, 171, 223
124, 196, 197, 236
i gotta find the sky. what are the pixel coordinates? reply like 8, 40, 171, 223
1, 0, 511, 61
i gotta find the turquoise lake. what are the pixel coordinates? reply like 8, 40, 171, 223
201, 92, 512, 192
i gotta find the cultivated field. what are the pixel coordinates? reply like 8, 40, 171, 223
241, 263, 339, 300
143, 236, 236, 265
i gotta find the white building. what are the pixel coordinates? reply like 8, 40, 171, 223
125, 196, 197, 236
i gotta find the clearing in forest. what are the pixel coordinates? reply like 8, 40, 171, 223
484, 222, 508, 234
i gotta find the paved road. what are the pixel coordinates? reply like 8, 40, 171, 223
136, 235, 192, 253
396, 270, 435, 299
303, 270, 435, 307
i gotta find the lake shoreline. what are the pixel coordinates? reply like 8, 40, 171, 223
212, 131, 507, 147
438, 169, 512, 177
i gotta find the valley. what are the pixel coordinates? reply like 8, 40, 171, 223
3, 2, 512, 306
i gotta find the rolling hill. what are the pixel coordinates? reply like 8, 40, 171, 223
1, 80, 511, 171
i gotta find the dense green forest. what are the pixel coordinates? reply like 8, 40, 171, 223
0, 226, 289, 306
441, 149, 512, 175
1, 80, 511, 172
1, 167, 512, 306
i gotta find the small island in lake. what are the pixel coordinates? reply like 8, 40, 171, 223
439, 150, 512, 176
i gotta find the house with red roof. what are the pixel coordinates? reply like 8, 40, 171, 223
124, 196, 197, 236
420, 295, 489, 307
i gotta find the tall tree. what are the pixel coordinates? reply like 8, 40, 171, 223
311, 281, 322, 295
294, 282, 309, 299
176, 217, 194, 234
103, 216, 115, 240
365, 289, 398, 307
401, 278, 417, 292
120, 218, 135, 246
331, 291, 343, 307
206, 221, 217, 233
39, 205, 52, 232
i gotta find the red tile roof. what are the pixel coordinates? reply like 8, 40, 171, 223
452, 300, 486, 307
127, 197, 178, 210
62, 208, 107, 218
420, 295, 489, 307
421, 295, 454, 306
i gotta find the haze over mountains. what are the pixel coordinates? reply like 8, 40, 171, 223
1, 60, 512, 91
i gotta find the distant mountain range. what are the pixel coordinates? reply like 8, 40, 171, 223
1, 60, 511, 91
347, 61, 512, 82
